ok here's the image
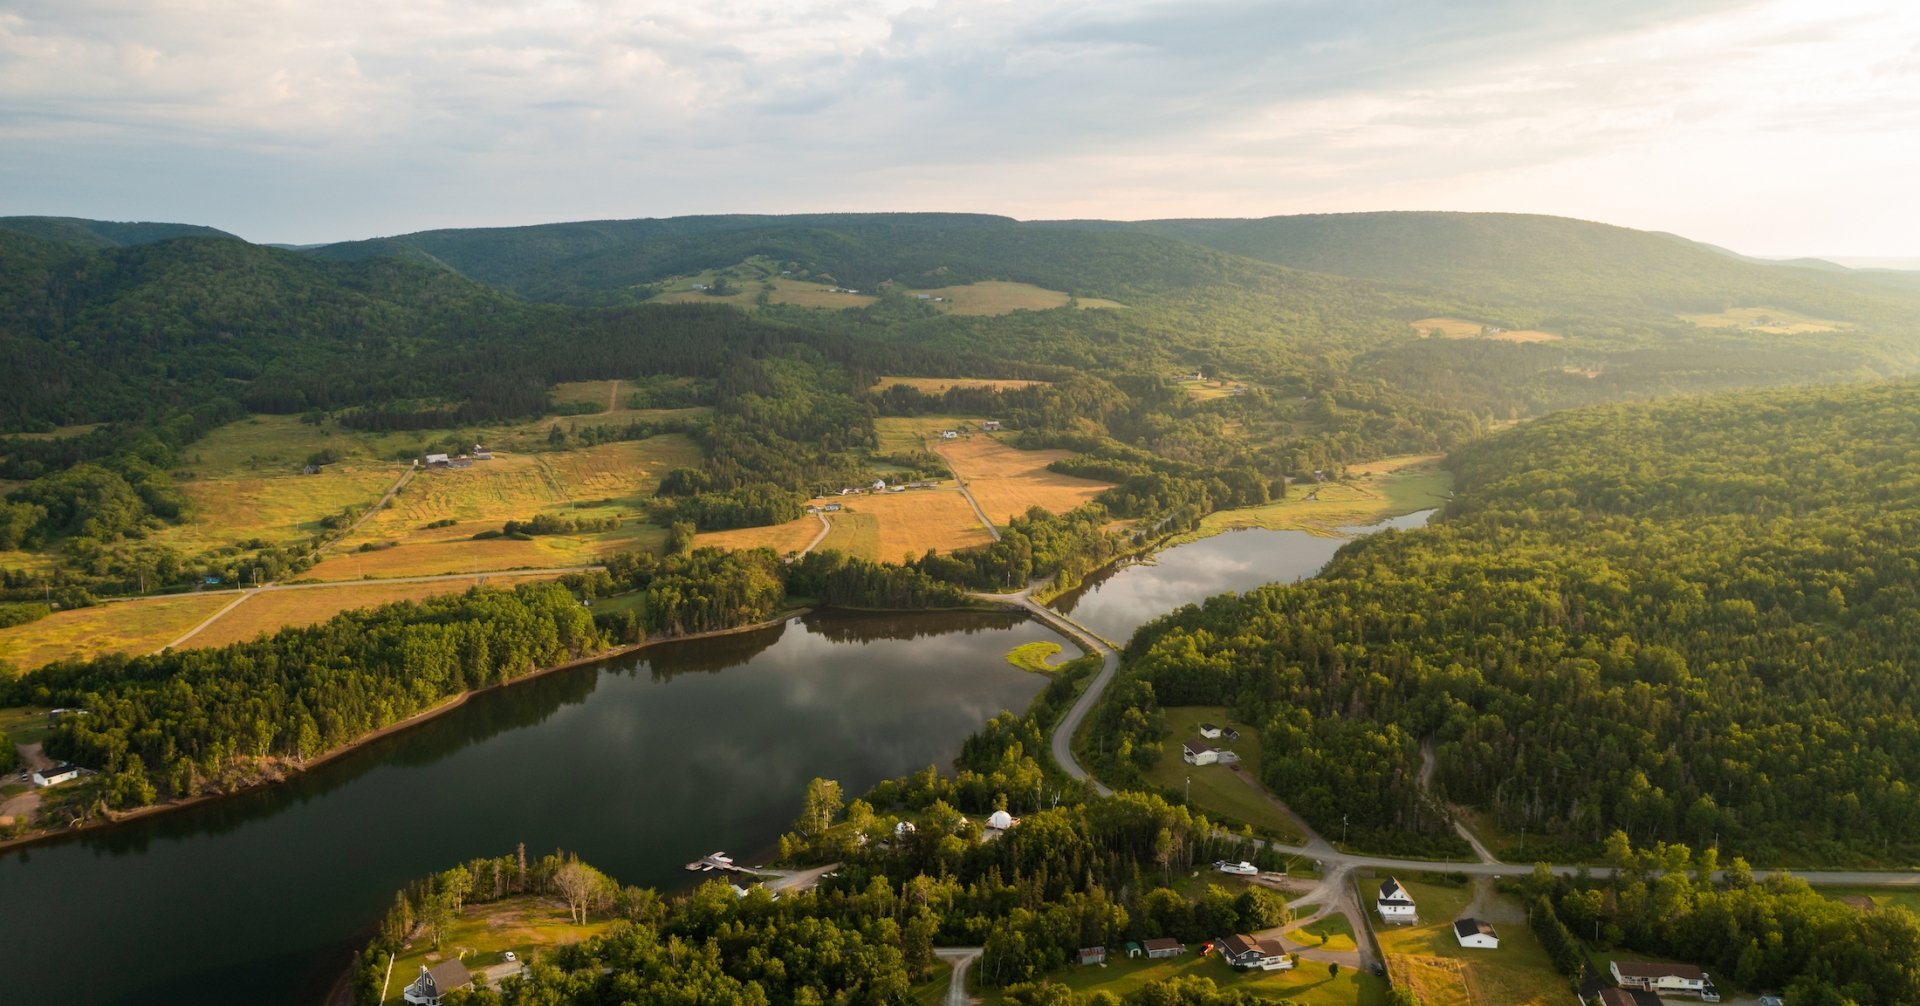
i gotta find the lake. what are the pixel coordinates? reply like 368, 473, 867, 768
1052, 510, 1436, 642
0, 610, 1053, 1006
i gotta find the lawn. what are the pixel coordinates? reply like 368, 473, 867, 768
1677, 306, 1845, 333
188, 574, 565, 649
381, 895, 614, 1005
1365, 877, 1566, 1006
933, 435, 1113, 526
652, 260, 878, 310
1815, 884, 1920, 915
1295, 913, 1359, 954
870, 376, 1052, 395
1410, 317, 1560, 343
976, 951, 1386, 1006
1179, 379, 1250, 402
0, 706, 54, 746
0, 593, 234, 670
915, 280, 1126, 315
816, 489, 994, 562
1176, 457, 1452, 543
1147, 706, 1304, 844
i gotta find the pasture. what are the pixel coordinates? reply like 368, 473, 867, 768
933, 435, 1113, 525
1677, 305, 1846, 333
872, 415, 987, 455
914, 280, 1126, 315
0, 593, 234, 671
869, 376, 1049, 395
189, 574, 564, 649
1411, 317, 1560, 343
1180, 378, 1250, 401
1368, 877, 1564, 1006
652, 260, 878, 310
303, 526, 660, 581
156, 463, 402, 555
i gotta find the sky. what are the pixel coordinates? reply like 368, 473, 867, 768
1, 0, 1916, 255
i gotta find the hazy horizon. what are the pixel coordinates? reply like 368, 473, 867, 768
3, 0, 1915, 256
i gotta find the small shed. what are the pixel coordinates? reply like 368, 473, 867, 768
1125, 941, 1143, 959
1453, 917, 1499, 949
424, 453, 451, 467
1197, 723, 1222, 739
32, 764, 81, 788
1077, 946, 1106, 966
1143, 937, 1185, 959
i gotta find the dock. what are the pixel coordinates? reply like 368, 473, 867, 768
685, 851, 738, 873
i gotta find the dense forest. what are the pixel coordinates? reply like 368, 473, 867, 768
1101, 380, 1920, 863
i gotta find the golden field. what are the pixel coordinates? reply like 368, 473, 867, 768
302, 526, 660, 581
1677, 306, 1846, 333
0, 593, 233, 670
933, 435, 1113, 526
695, 515, 826, 555
817, 489, 994, 562
190, 574, 563, 649
1412, 317, 1560, 343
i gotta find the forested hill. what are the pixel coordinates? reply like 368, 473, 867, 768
1098, 211, 1920, 322
1106, 379, 1920, 864
0, 215, 240, 249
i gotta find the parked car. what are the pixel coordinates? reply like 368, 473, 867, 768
503, 951, 517, 962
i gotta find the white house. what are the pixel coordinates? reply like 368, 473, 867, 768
403, 961, 472, 1005
1611, 961, 1719, 1001
981, 420, 1002, 431
1453, 918, 1499, 949
32, 764, 80, 788
423, 453, 450, 467
1182, 740, 1219, 766
1377, 878, 1417, 923
1218, 933, 1293, 971
872, 479, 887, 491
1197, 723, 1222, 739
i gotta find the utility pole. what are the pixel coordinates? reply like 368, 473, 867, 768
1342, 814, 1349, 845
1185, 775, 1191, 804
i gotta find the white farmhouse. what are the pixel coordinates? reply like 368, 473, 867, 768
1181, 740, 1219, 766
1377, 877, 1418, 923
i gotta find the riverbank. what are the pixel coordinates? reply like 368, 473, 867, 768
0, 608, 809, 854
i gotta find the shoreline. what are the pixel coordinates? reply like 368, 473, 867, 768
0, 608, 809, 855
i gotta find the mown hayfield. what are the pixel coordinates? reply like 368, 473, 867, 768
190, 573, 563, 649
917, 280, 1125, 315
869, 376, 1050, 395
550, 379, 620, 411
1411, 317, 1559, 343
0, 593, 235, 670
821, 489, 994, 562
1678, 305, 1846, 333
696, 515, 825, 556
933, 436, 1113, 525
1180, 378, 1249, 401
1147, 705, 1303, 843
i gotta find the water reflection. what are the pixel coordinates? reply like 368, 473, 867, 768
1053, 511, 1436, 642
0, 610, 1052, 1006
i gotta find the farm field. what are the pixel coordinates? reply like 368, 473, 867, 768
380, 895, 614, 1005
872, 415, 989, 455
1146, 706, 1304, 844
1366, 876, 1563, 1006
933, 435, 1113, 526
1411, 317, 1560, 343
1177, 456, 1451, 542
0, 592, 234, 670
3, 422, 105, 440
653, 263, 878, 310
915, 280, 1126, 315
189, 574, 564, 650
1180, 378, 1250, 401
1677, 305, 1846, 333
155, 463, 402, 555
696, 515, 826, 556
815, 489, 994, 562
975, 950, 1386, 1006
302, 526, 659, 581
327, 437, 697, 557
869, 376, 1050, 395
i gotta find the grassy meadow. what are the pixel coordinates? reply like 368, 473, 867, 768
1410, 317, 1560, 343
914, 280, 1126, 315
932, 435, 1113, 526
0, 593, 235, 669
1175, 456, 1451, 543
816, 489, 994, 562
1677, 305, 1846, 333
379, 896, 614, 1005
190, 574, 565, 650
870, 376, 1051, 395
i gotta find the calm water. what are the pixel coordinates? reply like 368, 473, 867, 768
1052, 509, 1436, 642
0, 610, 1051, 1006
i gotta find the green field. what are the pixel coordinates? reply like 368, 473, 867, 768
1177, 456, 1452, 544
0, 706, 54, 746
1005, 641, 1065, 673
1147, 706, 1304, 844
1364, 876, 1565, 1006
1295, 912, 1359, 953
379, 895, 613, 1005
977, 951, 1386, 1006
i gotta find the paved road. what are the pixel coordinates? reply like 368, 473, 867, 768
934, 947, 983, 1006
974, 588, 1117, 797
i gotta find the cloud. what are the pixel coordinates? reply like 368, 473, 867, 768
0, 0, 1912, 253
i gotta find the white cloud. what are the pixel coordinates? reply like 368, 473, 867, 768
0, 0, 1912, 253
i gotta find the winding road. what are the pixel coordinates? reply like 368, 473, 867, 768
934, 947, 983, 1006
974, 587, 1117, 797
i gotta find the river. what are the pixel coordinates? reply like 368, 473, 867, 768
0, 510, 1433, 1006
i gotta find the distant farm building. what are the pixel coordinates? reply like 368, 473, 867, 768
940, 430, 960, 439
980, 420, 1002, 431
1142, 937, 1185, 959
1077, 946, 1106, 966
424, 453, 451, 468
32, 764, 81, 788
